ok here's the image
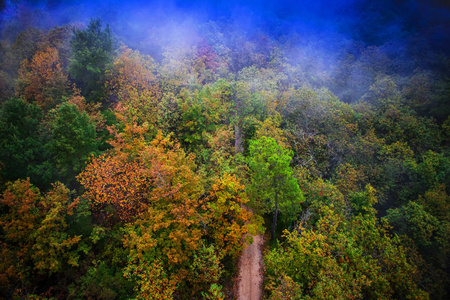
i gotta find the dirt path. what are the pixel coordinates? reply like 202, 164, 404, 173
237, 234, 264, 300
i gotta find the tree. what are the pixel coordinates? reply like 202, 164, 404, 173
247, 136, 304, 241
200, 125, 238, 183
124, 259, 177, 300
44, 101, 98, 186
16, 46, 69, 110
387, 202, 441, 251
118, 131, 206, 298
80, 121, 259, 298
0, 97, 45, 187
0, 179, 82, 296
177, 80, 233, 150
265, 205, 429, 299
78, 153, 151, 225
387, 191, 450, 299
2, 27, 43, 76
203, 174, 262, 257
233, 66, 284, 154
0, 179, 41, 293
38, 25, 73, 70
188, 244, 224, 296
69, 18, 113, 103
105, 46, 161, 125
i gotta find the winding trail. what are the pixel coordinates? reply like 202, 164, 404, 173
237, 233, 264, 300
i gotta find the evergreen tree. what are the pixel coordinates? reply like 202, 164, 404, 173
69, 18, 113, 103
0, 98, 45, 186
247, 136, 304, 241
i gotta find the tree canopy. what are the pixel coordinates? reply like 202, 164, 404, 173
0, 6, 448, 299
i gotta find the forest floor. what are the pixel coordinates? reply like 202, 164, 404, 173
236, 233, 264, 300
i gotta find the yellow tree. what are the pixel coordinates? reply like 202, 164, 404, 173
127, 131, 205, 266
265, 204, 429, 299
204, 173, 261, 257
105, 47, 161, 125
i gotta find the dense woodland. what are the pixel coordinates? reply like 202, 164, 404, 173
0, 1, 449, 299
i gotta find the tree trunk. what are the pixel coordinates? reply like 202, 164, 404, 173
235, 124, 244, 154
271, 196, 278, 242
233, 85, 244, 154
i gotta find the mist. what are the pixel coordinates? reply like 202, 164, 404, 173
1, 0, 449, 102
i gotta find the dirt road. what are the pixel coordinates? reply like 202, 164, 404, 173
237, 234, 264, 300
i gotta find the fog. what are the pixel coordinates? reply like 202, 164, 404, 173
1, 0, 449, 102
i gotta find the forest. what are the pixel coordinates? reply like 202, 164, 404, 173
0, 0, 449, 299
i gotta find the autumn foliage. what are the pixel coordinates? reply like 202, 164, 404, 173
78, 154, 150, 224
16, 46, 68, 110
106, 47, 161, 124
0, 179, 81, 293
203, 174, 261, 257
0, 8, 448, 299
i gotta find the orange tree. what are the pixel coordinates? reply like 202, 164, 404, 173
78, 153, 150, 224
16, 46, 69, 111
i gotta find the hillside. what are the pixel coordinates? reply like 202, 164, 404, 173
0, 1, 449, 299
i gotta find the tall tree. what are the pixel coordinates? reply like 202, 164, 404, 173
69, 18, 113, 103
247, 136, 304, 241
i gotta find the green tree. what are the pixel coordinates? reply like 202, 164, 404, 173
44, 101, 98, 187
387, 202, 441, 251
177, 80, 233, 151
69, 18, 113, 103
247, 136, 304, 241
0, 97, 45, 187
387, 195, 450, 299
